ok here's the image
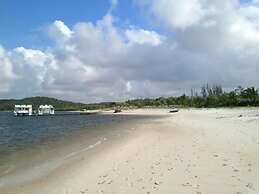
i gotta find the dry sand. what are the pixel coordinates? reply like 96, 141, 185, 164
1, 108, 259, 194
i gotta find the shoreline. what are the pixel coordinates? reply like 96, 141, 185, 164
1, 108, 259, 194
0, 112, 167, 192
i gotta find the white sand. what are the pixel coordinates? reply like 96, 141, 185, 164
1, 108, 259, 194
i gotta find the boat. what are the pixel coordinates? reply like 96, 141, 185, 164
114, 108, 122, 113
38, 105, 55, 115
169, 107, 179, 113
14, 105, 33, 116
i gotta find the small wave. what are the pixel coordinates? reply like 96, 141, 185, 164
64, 139, 103, 159
0, 138, 107, 188
0, 159, 62, 188
0, 165, 15, 176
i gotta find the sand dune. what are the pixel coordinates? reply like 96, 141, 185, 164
1, 108, 259, 194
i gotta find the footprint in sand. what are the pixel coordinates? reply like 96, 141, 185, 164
154, 181, 160, 185
137, 178, 143, 182
155, 161, 160, 166
80, 189, 88, 194
246, 183, 255, 190
182, 182, 192, 187
152, 181, 161, 190
98, 180, 106, 185
247, 164, 252, 170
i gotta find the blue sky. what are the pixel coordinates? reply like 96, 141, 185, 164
0, 1, 109, 48
0, 0, 144, 49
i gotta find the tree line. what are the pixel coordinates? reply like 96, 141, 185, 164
0, 85, 258, 111
117, 85, 259, 108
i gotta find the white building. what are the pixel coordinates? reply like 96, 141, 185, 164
14, 105, 33, 116
38, 105, 55, 115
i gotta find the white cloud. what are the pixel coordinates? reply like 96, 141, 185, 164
134, 0, 222, 29
109, 0, 118, 12
6, 47, 57, 97
1, 11, 170, 101
151, 0, 206, 29
1, 0, 259, 101
251, 0, 259, 5
0, 46, 16, 93
12, 47, 51, 67
126, 28, 165, 46
47, 20, 73, 43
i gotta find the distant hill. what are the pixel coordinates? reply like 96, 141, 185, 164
0, 97, 86, 111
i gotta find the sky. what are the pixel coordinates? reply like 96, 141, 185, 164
0, 0, 259, 102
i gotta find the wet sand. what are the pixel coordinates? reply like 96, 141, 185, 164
1, 108, 259, 194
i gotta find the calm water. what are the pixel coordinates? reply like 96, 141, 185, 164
0, 111, 151, 184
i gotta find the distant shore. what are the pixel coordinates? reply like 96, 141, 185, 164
1, 108, 259, 194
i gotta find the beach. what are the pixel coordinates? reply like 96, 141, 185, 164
1, 108, 259, 194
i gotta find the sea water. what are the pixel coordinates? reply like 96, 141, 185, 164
0, 111, 152, 187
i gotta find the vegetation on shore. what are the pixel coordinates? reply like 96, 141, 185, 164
0, 85, 258, 111
121, 85, 259, 108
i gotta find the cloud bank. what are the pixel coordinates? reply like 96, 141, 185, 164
0, 0, 259, 102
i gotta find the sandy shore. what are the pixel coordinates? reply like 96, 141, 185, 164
1, 108, 259, 194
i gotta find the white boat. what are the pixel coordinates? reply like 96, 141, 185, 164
169, 107, 179, 113
38, 105, 55, 115
14, 105, 33, 116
